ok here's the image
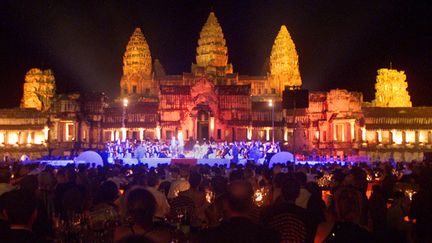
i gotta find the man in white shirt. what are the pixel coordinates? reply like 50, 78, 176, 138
146, 173, 170, 220
167, 167, 190, 199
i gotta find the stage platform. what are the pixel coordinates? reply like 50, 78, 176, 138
115, 158, 234, 167
26, 157, 354, 168
28, 158, 238, 167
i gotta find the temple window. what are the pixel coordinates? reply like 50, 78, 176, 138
132, 85, 137, 93
271, 88, 276, 94
217, 129, 222, 140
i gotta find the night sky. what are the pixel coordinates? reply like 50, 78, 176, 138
1, 0, 431, 107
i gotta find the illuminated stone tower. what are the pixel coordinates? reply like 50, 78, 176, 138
192, 12, 233, 76
270, 25, 302, 94
120, 28, 156, 97
372, 68, 412, 107
21, 68, 56, 111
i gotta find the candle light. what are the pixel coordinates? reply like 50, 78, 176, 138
404, 189, 416, 201
205, 189, 215, 204
254, 187, 269, 207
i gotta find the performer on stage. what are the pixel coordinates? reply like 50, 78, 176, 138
231, 142, 239, 164
170, 136, 177, 158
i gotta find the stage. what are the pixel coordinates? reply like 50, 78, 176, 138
30, 157, 239, 167
23, 149, 366, 167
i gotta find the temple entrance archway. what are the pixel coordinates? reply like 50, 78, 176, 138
197, 108, 210, 141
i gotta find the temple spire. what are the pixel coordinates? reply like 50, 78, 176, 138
195, 12, 230, 70
120, 28, 156, 97
372, 68, 412, 107
122, 27, 152, 76
21, 68, 56, 111
270, 25, 302, 90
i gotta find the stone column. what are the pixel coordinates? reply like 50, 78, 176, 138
361, 127, 366, 142
350, 121, 355, 141
333, 123, 336, 141
209, 117, 215, 139
247, 126, 253, 140
139, 129, 144, 141
341, 124, 345, 142
4, 132, 9, 145
26, 132, 32, 144
377, 130, 382, 143
17, 132, 21, 145
192, 117, 197, 140
155, 126, 161, 140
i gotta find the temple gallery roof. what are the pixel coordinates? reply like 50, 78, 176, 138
363, 107, 432, 129
363, 107, 432, 118
0, 108, 48, 118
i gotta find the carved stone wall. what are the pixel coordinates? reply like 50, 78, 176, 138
20, 68, 56, 111
327, 89, 362, 113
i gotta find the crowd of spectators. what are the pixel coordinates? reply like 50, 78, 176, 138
0, 159, 431, 243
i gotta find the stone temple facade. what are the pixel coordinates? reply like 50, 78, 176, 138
1, 12, 431, 162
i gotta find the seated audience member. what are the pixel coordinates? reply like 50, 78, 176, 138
205, 175, 228, 227
368, 185, 387, 242
88, 180, 120, 232
409, 167, 432, 243
262, 177, 313, 243
114, 188, 172, 243
19, 174, 53, 240
3, 189, 49, 243
0, 167, 15, 196
199, 180, 279, 243
116, 234, 155, 243
314, 186, 373, 243
0, 167, 15, 237
294, 172, 312, 209
178, 171, 208, 228
54, 167, 86, 220
386, 192, 412, 243
145, 173, 170, 220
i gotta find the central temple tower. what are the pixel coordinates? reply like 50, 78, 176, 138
192, 12, 233, 76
